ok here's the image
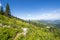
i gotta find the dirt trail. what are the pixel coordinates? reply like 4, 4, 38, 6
14, 33, 22, 40
14, 28, 28, 40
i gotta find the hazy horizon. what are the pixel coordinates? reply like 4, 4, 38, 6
0, 0, 60, 20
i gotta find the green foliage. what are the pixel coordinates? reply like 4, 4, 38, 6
0, 27, 16, 40
0, 13, 60, 40
0, 6, 4, 15
0, 27, 23, 40
17, 27, 60, 40
0, 3, 11, 17
17, 34, 25, 40
5, 3, 11, 17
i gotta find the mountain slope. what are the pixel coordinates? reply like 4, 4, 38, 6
0, 14, 60, 40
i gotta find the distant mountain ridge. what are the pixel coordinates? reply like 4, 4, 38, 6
31, 20, 60, 28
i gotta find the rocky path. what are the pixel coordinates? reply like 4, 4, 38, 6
14, 28, 28, 40
14, 33, 22, 40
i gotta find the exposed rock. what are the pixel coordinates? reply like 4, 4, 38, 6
22, 28, 28, 36
0, 23, 3, 26
46, 26, 50, 28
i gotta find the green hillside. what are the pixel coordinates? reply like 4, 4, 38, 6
0, 14, 60, 40
0, 3, 60, 40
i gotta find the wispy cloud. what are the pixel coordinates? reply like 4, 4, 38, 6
37, 13, 60, 20
0, 2, 2, 6
25, 9, 60, 20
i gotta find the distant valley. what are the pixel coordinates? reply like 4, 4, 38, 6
30, 20, 60, 28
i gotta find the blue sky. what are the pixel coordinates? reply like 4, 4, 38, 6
0, 0, 60, 20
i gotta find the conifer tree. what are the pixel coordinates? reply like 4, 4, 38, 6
0, 6, 4, 15
5, 3, 11, 17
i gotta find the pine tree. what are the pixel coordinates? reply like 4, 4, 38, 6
29, 19, 31, 24
5, 3, 11, 17
0, 6, 4, 15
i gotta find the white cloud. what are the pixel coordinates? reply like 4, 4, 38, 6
37, 13, 60, 20
0, 3, 2, 6
27, 14, 31, 19
23, 9, 60, 20
36, 9, 60, 20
